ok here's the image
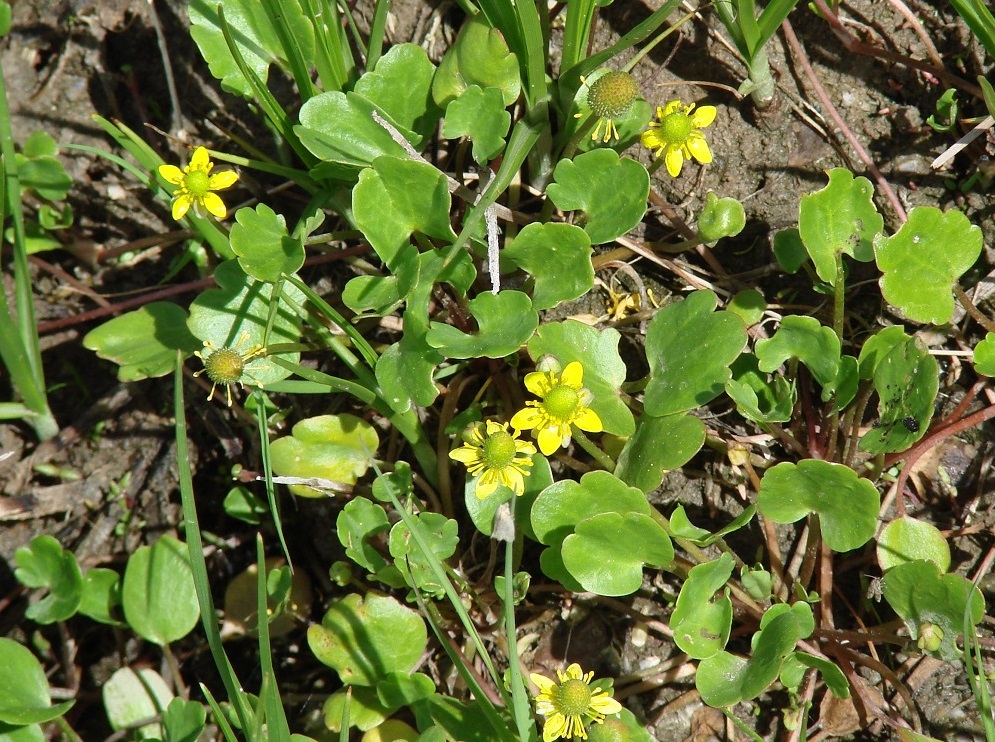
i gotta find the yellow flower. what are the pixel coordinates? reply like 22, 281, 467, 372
158, 146, 239, 220
531, 663, 622, 741
511, 360, 602, 456
193, 333, 266, 406
641, 99, 716, 177
449, 420, 537, 498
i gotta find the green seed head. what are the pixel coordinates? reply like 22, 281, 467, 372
544, 384, 580, 420
659, 109, 693, 145
184, 169, 210, 195
203, 347, 245, 385
588, 71, 639, 120
557, 678, 594, 716
482, 429, 517, 469
587, 718, 633, 742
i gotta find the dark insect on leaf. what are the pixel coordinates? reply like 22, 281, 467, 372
902, 416, 919, 433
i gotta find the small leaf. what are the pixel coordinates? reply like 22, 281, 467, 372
880, 560, 985, 660
644, 291, 747, 416
270, 414, 380, 497
14, 535, 83, 624
102, 667, 173, 738
389, 513, 460, 598
0, 638, 74, 726
615, 413, 705, 494
16, 154, 71, 202
974, 332, 995, 376
431, 14, 521, 108
798, 168, 883, 285
531, 470, 648, 547
756, 315, 840, 387
670, 553, 735, 659
352, 157, 458, 266
877, 516, 951, 573
307, 593, 427, 686
527, 321, 634, 436
443, 86, 511, 164
427, 291, 537, 359
670, 505, 757, 547
786, 652, 849, 698
78, 568, 122, 626
546, 149, 649, 244
122, 535, 199, 646
83, 303, 201, 381
874, 205, 983, 324
376, 330, 442, 412
758, 460, 879, 552
354, 44, 440, 148
697, 192, 745, 244
727, 289, 765, 326
772, 228, 808, 274
725, 353, 796, 424
296, 91, 409, 169
162, 697, 207, 742
561, 512, 674, 596
502, 223, 593, 311
229, 204, 305, 283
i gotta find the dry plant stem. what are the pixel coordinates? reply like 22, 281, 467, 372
954, 284, 995, 334
744, 456, 790, 601
148, 0, 183, 135
785, 668, 817, 742
797, 514, 821, 593
884, 0, 943, 68
780, 19, 907, 223
819, 538, 835, 629
436, 374, 469, 520
835, 645, 922, 732
29, 255, 112, 308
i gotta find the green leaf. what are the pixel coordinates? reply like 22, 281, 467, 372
527, 320, 634, 436
307, 593, 427, 686
697, 192, 745, 244
270, 414, 379, 497
502, 223, 594, 311
877, 516, 951, 573
83, 303, 201, 381
0, 638, 74, 726
443, 86, 511, 164
881, 560, 985, 661
858, 331, 938, 454
772, 228, 808, 274
725, 353, 796, 424
798, 168, 883, 285
696, 611, 801, 707
16, 154, 71, 202
337, 498, 391, 573
615, 413, 705, 493
322, 687, 392, 732
355, 44, 440, 148
546, 149, 649, 245
377, 671, 436, 709
669, 553, 735, 659
13, 535, 83, 624
352, 156, 458, 266
431, 14, 521, 108
189, 0, 315, 98
389, 513, 460, 598
874, 205, 983, 324
187, 260, 304, 388
229, 204, 305, 283
296, 91, 409, 169
427, 291, 538, 358
122, 535, 199, 646
644, 291, 748, 416
727, 289, 765, 326
757, 460, 879, 552
78, 568, 122, 625
376, 329, 442, 412
755, 315, 841, 387
786, 652, 849, 698
560, 512, 673, 596
102, 667, 173, 738
974, 332, 995, 376
162, 697, 207, 742
670, 505, 757, 547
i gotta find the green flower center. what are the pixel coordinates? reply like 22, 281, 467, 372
544, 384, 580, 420
659, 110, 693, 145
203, 347, 245, 385
588, 71, 639, 119
184, 169, 210, 195
482, 430, 517, 469
556, 678, 593, 717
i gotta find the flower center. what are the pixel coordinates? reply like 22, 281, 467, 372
659, 110, 693, 145
184, 169, 210, 195
544, 384, 579, 421
482, 430, 517, 469
557, 678, 593, 717
588, 71, 639, 119
203, 347, 245, 385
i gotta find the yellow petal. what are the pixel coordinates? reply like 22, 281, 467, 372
560, 361, 584, 388
543, 714, 568, 742
511, 406, 542, 431
665, 147, 683, 177
563, 663, 584, 680
573, 406, 603, 433
530, 673, 557, 694
172, 194, 193, 220
524, 370, 554, 397
484, 420, 506, 436
691, 105, 717, 128
474, 475, 499, 499
158, 164, 185, 185
208, 170, 239, 189
515, 439, 538, 456
189, 146, 211, 171
449, 446, 482, 465
591, 694, 623, 715
537, 426, 562, 456
202, 192, 228, 219
686, 134, 712, 164
662, 99, 681, 116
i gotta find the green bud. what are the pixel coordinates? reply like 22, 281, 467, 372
697, 192, 746, 245
587, 718, 634, 742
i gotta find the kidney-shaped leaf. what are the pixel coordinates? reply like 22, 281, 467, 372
354, 43, 440, 148
389, 512, 460, 598
877, 516, 950, 573
229, 204, 305, 283
546, 149, 649, 245
443, 85, 511, 164
502, 223, 593, 311
615, 413, 705, 494
426, 291, 538, 359
296, 91, 409, 169
974, 332, 995, 376
337, 498, 391, 574
431, 14, 521, 108
102, 667, 172, 738
644, 291, 747, 416
531, 470, 648, 547
14, 535, 82, 624
757, 460, 879, 552
874, 205, 983, 325
270, 414, 379, 497
0, 638, 74, 726
307, 593, 427, 686
755, 315, 840, 387
561, 512, 673, 597
670, 553, 735, 660
122, 535, 199, 646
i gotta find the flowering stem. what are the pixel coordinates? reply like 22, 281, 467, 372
571, 427, 616, 472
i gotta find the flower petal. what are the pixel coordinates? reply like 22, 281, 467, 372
543, 713, 568, 742
691, 105, 717, 128
515, 439, 538, 456
474, 475, 499, 499
537, 426, 562, 456
573, 406, 603, 433
208, 170, 239, 189
530, 673, 557, 694
662, 99, 681, 116
591, 694, 623, 715
640, 129, 663, 152
171, 194, 193, 220
665, 147, 684, 177
189, 146, 211, 171
511, 406, 542, 431
686, 133, 712, 164
449, 446, 483, 465
560, 361, 584, 388
504, 468, 525, 495
158, 164, 185, 185
524, 370, 554, 397
202, 192, 228, 219
563, 663, 584, 680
